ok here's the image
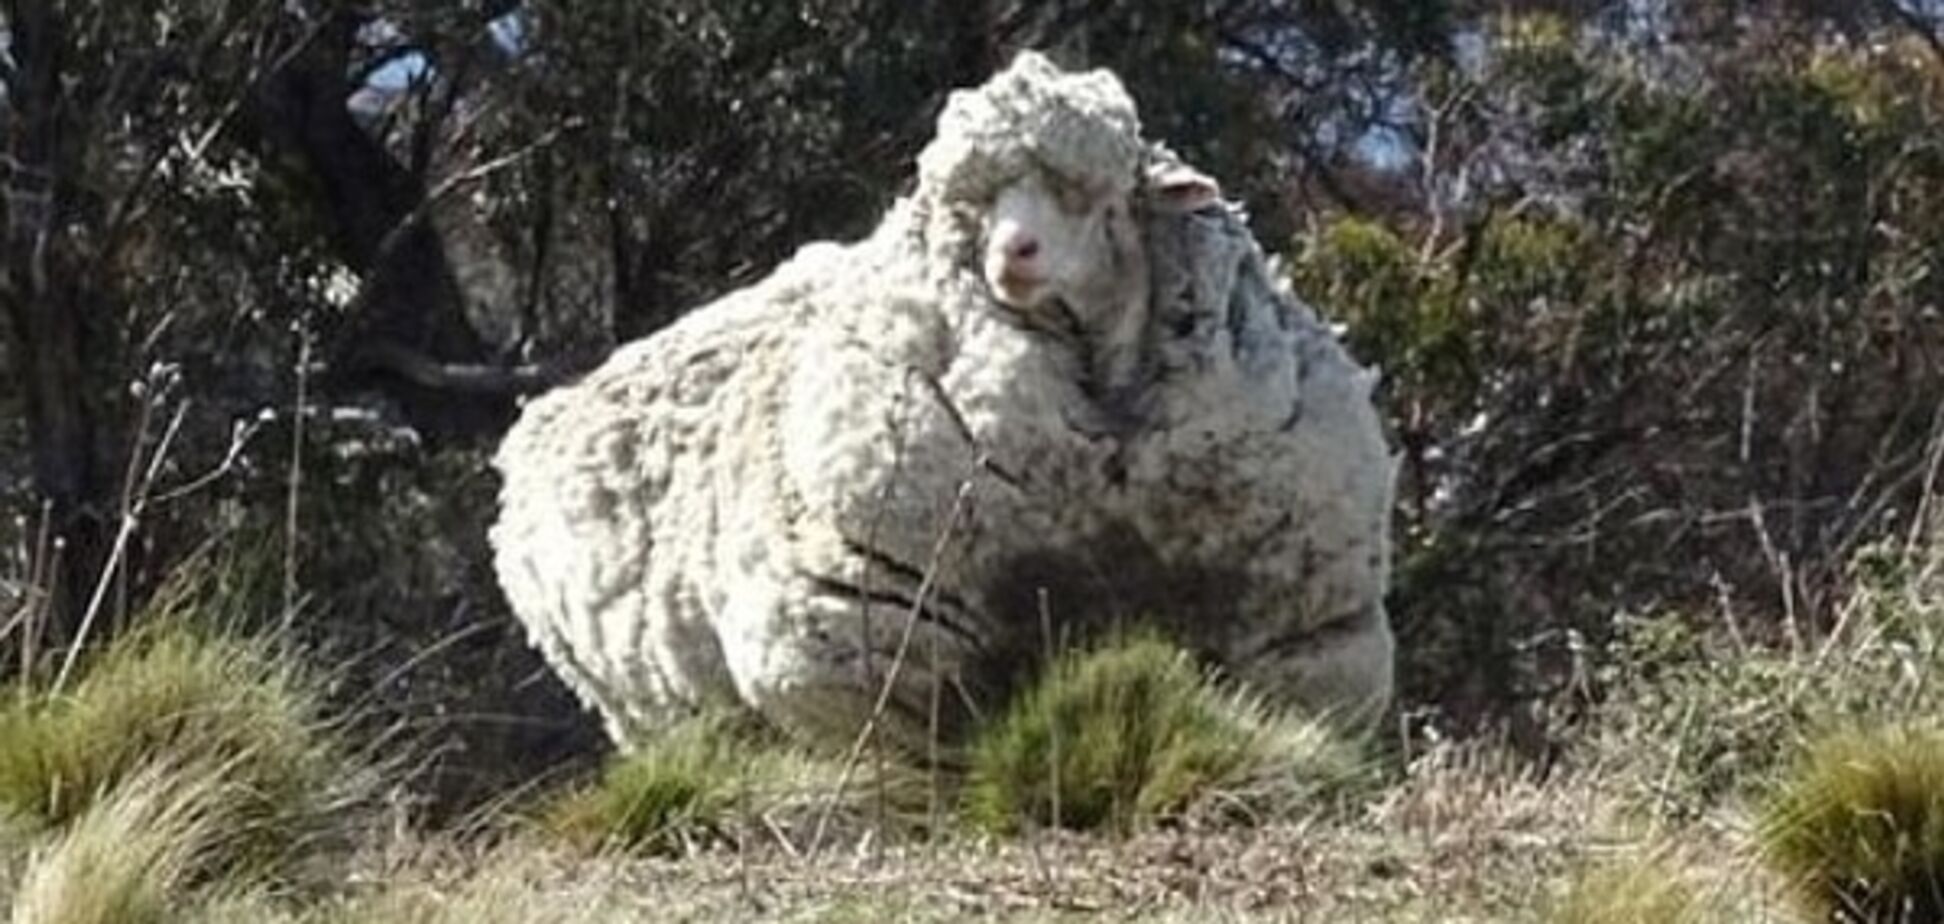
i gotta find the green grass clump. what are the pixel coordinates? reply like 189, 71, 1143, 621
1759, 723, 1944, 923
542, 713, 745, 854
964, 635, 1364, 834
0, 619, 361, 882
540, 710, 881, 855
1548, 849, 1724, 924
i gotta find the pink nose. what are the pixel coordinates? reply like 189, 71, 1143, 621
1006, 236, 1040, 261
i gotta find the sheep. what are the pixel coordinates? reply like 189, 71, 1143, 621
490, 51, 1398, 755
492, 51, 1160, 749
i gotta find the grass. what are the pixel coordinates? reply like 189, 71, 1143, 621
537, 709, 918, 855
1759, 723, 1944, 923
0, 550, 374, 897
0, 527, 1935, 920
293, 846, 641, 924
540, 710, 772, 854
1548, 848, 1726, 924
1577, 535, 1944, 826
0, 619, 364, 883
9, 760, 232, 924
964, 634, 1367, 834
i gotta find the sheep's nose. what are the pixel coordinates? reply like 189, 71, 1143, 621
1008, 237, 1040, 261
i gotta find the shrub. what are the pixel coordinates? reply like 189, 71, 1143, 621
1759, 723, 1944, 924
1581, 532, 1944, 822
963, 635, 1365, 834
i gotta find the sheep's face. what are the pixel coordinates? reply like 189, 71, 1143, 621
982, 172, 1139, 321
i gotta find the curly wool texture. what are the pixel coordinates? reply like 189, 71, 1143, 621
491, 52, 1396, 752
1130, 188, 1397, 718
908, 52, 1145, 294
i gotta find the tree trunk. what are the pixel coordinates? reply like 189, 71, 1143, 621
249, 10, 514, 443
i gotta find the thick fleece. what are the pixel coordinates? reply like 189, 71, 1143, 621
491, 52, 1396, 752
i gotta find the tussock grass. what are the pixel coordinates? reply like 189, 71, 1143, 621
0, 621, 362, 881
1759, 723, 1944, 923
964, 635, 1366, 834
0, 811, 34, 909
9, 761, 231, 924
540, 711, 757, 854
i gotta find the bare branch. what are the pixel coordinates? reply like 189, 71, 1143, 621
359, 117, 579, 275
361, 342, 561, 395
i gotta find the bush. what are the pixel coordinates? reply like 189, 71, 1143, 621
1579, 533, 1944, 822
1759, 723, 1944, 924
964, 635, 1365, 834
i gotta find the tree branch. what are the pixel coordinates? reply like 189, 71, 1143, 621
361, 342, 561, 395
1875, 0, 1944, 63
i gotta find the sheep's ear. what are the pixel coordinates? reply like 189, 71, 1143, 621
1149, 163, 1221, 211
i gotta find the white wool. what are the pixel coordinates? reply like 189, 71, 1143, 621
491, 52, 1397, 751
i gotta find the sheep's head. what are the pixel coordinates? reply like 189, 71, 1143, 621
917, 51, 1149, 324
982, 170, 1139, 316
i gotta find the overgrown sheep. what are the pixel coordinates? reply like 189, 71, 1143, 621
490, 52, 1397, 754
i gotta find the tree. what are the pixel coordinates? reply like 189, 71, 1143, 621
1292, 7, 1944, 739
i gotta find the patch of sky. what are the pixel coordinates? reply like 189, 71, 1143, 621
367, 52, 428, 91
489, 9, 528, 56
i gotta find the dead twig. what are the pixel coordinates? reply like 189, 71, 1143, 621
808, 478, 976, 858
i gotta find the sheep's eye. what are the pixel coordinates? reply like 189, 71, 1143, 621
1054, 181, 1094, 215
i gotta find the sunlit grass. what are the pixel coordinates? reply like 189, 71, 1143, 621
10, 760, 232, 924
1548, 847, 1726, 924
964, 634, 1366, 834
0, 551, 373, 891
537, 710, 918, 855
1759, 723, 1944, 923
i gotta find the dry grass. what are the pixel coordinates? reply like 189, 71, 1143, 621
1548, 845, 1732, 924
156, 739, 1652, 922
0, 618, 369, 885
0, 525, 1936, 921
9, 761, 231, 924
